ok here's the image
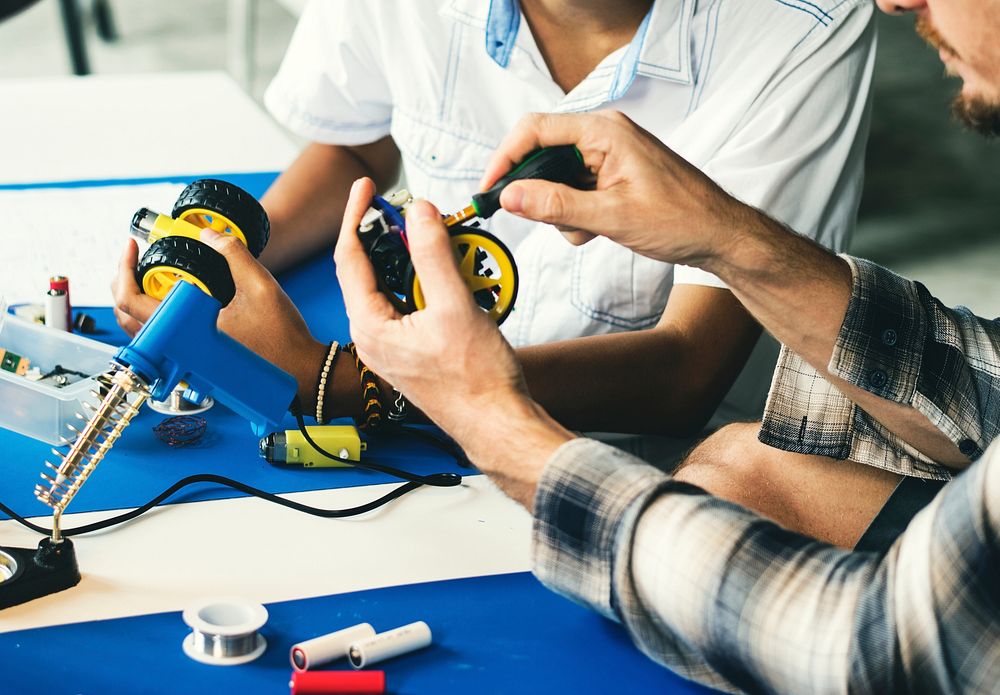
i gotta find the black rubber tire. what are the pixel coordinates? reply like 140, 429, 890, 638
172, 179, 270, 257
136, 236, 236, 306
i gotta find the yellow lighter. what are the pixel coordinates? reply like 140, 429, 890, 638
259, 426, 365, 468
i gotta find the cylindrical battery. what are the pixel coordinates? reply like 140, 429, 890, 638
347, 621, 431, 669
45, 289, 69, 331
290, 622, 375, 671
49, 275, 72, 329
289, 670, 385, 695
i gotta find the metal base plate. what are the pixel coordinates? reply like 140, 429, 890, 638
148, 387, 214, 416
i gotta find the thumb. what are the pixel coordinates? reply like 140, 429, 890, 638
499, 180, 615, 232
405, 200, 477, 312
199, 228, 264, 281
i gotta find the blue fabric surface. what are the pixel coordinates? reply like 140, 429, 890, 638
0, 572, 716, 694
0, 172, 472, 522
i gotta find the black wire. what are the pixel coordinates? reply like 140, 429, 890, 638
396, 425, 473, 469
288, 398, 463, 488
0, 473, 424, 537
0, 398, 464, 538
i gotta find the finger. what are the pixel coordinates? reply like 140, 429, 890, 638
113, 239, 144, 303
333, 177, 378, 267
333, 178, 399, 323
199, 227, 270, 287
117, 238, 140, 279
113, 240, 159, 323
499, 179, 616, 232
480, 112, 593, 190
405, 199, 478, 312
113, 307, 145, 338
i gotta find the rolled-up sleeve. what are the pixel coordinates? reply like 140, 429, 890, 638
761, 256, 1000, 478
829, 257, 998, 461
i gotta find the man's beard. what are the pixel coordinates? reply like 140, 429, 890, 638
952, 94, 1000, 138
916, 16, 1000, 137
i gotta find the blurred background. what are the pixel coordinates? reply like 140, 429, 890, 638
1, 0, 998, 314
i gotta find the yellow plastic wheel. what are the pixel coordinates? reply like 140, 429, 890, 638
409, 229, 518, 325
172, 179, 270, 257
136, 236, 237, 305
176, 208, 249, 246
141, 266, 212, 299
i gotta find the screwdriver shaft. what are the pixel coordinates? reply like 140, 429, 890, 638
442, 204, 477, 227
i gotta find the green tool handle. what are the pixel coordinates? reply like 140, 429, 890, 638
472, 145, 591, 219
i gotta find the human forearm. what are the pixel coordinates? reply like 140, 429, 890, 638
451, 394, 575, 511
260, 138, 400, 272
532, 437, 874, 693
518, 297, 760, 436
702, 206, 852, 370
535, 427, 1000, 693
706, 208, 968, 465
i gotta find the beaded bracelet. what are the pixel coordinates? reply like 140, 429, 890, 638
345, 342, 384, 431
315, 341, 340, 424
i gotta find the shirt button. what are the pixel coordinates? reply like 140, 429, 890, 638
868, 369, 888, 389
881, 329, 897, 347
959, 439, 978, 456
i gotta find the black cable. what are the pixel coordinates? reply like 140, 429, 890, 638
287, 397, 463, 488
0, 398, 465, 538
0, 473, 424, 538
396, 425, 473, 468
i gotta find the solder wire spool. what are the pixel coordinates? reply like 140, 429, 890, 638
182, 598, 268, 666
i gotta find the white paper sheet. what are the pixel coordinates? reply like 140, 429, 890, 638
0, 476, 531, 633
0, 183, 186, 306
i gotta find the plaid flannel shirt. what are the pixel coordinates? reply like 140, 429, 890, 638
531, 256, 1000, 692
533, 436, 1000, 693
759, 256, 1000, 480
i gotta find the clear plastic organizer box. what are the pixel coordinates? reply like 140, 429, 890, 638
0, 300, 117, 445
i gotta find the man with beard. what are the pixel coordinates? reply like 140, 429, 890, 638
325, 0, 1000, 690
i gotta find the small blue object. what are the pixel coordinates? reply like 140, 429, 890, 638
370, 194, 406, 231
114, 280, 297, 437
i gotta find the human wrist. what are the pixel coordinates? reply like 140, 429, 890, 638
696, 201, 788, 287
319, 346, 371, 421
291, 338, 331, 407
453, 392, 575, 510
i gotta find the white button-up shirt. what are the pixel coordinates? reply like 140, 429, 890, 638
265, 0, 875, 428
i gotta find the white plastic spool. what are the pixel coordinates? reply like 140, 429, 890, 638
181, 598, 268, 666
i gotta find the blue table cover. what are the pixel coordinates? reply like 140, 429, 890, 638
0, 572, 715, 695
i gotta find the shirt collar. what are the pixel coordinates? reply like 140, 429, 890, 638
444, 0, 694, 92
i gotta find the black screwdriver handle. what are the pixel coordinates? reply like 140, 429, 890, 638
472, 145, 591, 219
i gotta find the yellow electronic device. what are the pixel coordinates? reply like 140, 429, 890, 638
258, 426, 366, 468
